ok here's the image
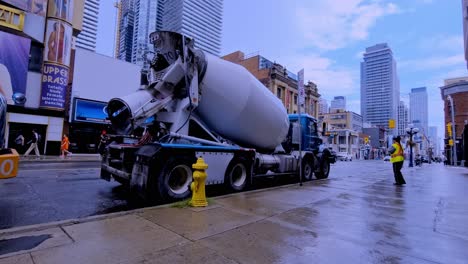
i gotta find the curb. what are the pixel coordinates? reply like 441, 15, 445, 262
0, 178, 320, 237
19, 159, 101, 164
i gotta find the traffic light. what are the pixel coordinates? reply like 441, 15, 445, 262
388, 119, 395, 129
449, 139, 454, 146
447, 123, 452, 137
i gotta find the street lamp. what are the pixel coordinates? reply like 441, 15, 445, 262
447, 95, 457, 166
406, 125, 419, 167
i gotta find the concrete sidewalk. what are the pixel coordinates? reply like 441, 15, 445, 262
1, 163, 467, 264
19, 154, 101, 164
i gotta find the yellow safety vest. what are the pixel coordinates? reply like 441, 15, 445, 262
390, 143, 404, 163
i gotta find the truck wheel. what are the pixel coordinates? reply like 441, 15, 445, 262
315, 159, 330, 179
302, 158, 314, 181
225, 158, 250, 191
158, 156, 194, 201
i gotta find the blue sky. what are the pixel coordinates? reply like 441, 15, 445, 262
96, 0, 465, 141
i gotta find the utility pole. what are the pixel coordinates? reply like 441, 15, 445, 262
447, 95, 457, 166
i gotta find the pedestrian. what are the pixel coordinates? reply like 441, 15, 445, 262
388, 136, 406, 186
14, 131, 25, 154
98, 130, 110, 155
24, 129, 40, 157
60, 134, 72, 158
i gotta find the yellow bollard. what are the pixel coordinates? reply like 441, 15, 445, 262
0, 148, 19, 179
190, 157, 208, 207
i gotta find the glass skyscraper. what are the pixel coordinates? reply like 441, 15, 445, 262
162, 0, 223, 56
132, 0, 162, 68
115, 0, 223, 68
76, 0, 100, 52
409, 87, 428, 136
360, 43, 400, 134
115, 0, 135, 62
397, 101, 409, 136
330, 96, 346, 112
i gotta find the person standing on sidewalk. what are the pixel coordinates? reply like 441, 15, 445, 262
60, 134, 72, 158
24, 129, 40, 157
14, 131, 25, 154
388, 136, 406, 185
98, 130, 110, 155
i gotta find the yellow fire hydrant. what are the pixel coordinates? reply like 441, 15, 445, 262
190, 157, 208, 207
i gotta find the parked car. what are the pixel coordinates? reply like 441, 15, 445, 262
337, 152, 352, 161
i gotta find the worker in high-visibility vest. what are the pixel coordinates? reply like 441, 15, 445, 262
388, 136, 406, 185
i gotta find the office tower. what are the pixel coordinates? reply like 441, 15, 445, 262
360, 43, 400, 133
76, 0, 100, 51
318, 98, 328, 114
428, 126, 438, 155
115, 0, 135, 62
410, 87, 428, 152
397, 101, 408, 136
162, 0, 223, 56
116, 0, 223, 67
409, 87, 428, 136
463, 0, 468, 69
131, 0, 162, 68
330, 96, 346, 113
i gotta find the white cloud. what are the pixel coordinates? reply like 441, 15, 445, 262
355, 51, 365, 59
419, 35, 463, 53
276, 53, 358, 98
295, 1, 401, 50
399, 54, 465, 71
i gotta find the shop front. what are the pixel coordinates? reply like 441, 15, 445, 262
67, 97, 112, 153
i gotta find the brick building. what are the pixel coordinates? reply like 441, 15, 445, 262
440, 78, 468, 165
222, 51, 320, 118
440, 79, 468, 138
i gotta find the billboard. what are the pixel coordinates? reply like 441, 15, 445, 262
40, 13, 73, 110
39, 62, 68, 109
44, 18, 72, 66
72, 98, 110, 124
1, 0, 48, 16
0, 31, 31, 105
47, 0, 73, 22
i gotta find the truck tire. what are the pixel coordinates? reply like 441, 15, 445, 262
158, 156, 194, 201
315, 159, 330, 179
301, 157, 314, 181
225, 158, 250, 192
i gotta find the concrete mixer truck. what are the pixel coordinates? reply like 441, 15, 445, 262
100, 31, 335, 202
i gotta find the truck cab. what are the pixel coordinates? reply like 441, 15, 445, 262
288, 114, 323, 153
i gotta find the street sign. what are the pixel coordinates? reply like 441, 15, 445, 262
298, 69, 305, 106
389, 119, 395, 129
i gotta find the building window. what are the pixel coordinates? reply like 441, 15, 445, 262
277, 87, 282, 99
294, 95, 298, 105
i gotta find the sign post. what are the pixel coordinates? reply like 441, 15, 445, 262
298, 69, 304, 186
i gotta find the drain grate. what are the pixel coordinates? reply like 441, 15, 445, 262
0, 234, 51, 256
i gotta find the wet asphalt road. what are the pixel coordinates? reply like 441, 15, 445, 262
0, 161, 127, 229
0, 159, 458, 231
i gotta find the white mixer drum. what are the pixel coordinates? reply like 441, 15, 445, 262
196, 54, 290, 151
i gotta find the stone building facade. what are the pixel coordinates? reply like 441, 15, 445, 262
222, 51, 320, 118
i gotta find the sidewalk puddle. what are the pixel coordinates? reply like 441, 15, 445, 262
0, 234, 51, 255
